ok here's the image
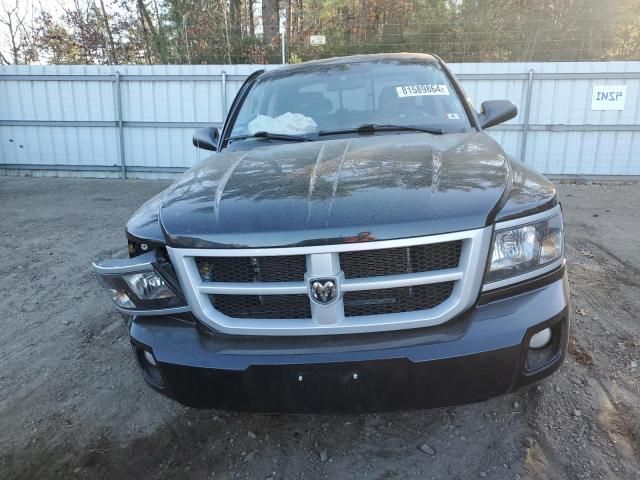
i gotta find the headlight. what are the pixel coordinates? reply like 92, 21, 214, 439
124, 271, 176, 301
485, 208, 564, 287
93, 251, 188, 314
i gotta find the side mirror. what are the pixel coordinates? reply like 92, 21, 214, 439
477, 100, 517, 129
193, 127, 220, 151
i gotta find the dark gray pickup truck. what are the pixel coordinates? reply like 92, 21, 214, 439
93, 53, 569, 412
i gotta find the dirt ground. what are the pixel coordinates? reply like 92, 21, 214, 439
0, 176, 639, 480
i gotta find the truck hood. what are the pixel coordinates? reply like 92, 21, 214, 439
159, 132, 512, 248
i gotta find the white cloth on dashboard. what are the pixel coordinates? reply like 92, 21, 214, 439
248, 112, 317, 135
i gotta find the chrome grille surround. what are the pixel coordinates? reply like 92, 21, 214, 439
167, 226, 492, 336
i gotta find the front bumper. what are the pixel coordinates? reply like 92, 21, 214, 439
130, 272, 570, 413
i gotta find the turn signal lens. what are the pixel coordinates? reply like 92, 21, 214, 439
108, 288, 135, 308
540, 232, 562, 264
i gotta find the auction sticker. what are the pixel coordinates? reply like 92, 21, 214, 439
396, 84, 450, 97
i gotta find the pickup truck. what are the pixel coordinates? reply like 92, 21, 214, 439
93, 53, 569, 412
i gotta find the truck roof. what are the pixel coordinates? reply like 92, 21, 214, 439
260, 53, 440, 79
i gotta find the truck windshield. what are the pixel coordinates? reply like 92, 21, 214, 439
230, 60, 472, 140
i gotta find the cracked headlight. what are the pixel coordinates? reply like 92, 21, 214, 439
485, 208, 564, 286
124, 271, 176, 301
93, 251, 187, 314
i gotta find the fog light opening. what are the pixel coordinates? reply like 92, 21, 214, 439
529, 328, 552, 349
143, 350, 157, 366
135, 347, 164, 387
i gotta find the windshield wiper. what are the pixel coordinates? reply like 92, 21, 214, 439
228, 131, 312, 143
319, 124, 444, 136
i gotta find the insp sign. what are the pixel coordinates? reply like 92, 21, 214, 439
591, 85, 627, 110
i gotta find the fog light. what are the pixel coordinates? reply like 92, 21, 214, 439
529, 328, 552, 349
143, 350, 157, 366
135, 347, 164, 387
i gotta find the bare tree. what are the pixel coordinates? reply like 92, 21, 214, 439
246, 0, 255, 37
97, 0, 117, 63
229, 0, 241, 37
136, 0, 167, 63
219, 0, 232, 64
0, 0, 33, 63
262, 0, 279, 45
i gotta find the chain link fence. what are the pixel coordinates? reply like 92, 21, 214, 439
175, 19, 622, 65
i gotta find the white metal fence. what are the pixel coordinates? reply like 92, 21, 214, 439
1, 62, 639, 179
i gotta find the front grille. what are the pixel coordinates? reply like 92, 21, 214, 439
171, 229, 484, 335
210, 294, 311, 319
343, 282, 454, 317
196, 255, 306, 282
339, 241, 462, 279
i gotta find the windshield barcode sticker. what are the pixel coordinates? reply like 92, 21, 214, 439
396, 85, 450, 97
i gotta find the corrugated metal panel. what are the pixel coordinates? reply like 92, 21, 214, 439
449, 61, 640, 175
1, 62, 639, 177
0, 125, 120, 167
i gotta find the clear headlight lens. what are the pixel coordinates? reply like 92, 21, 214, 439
124, 272, 176, 300
486, 210, 563, 284
95, 258, 186, 313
